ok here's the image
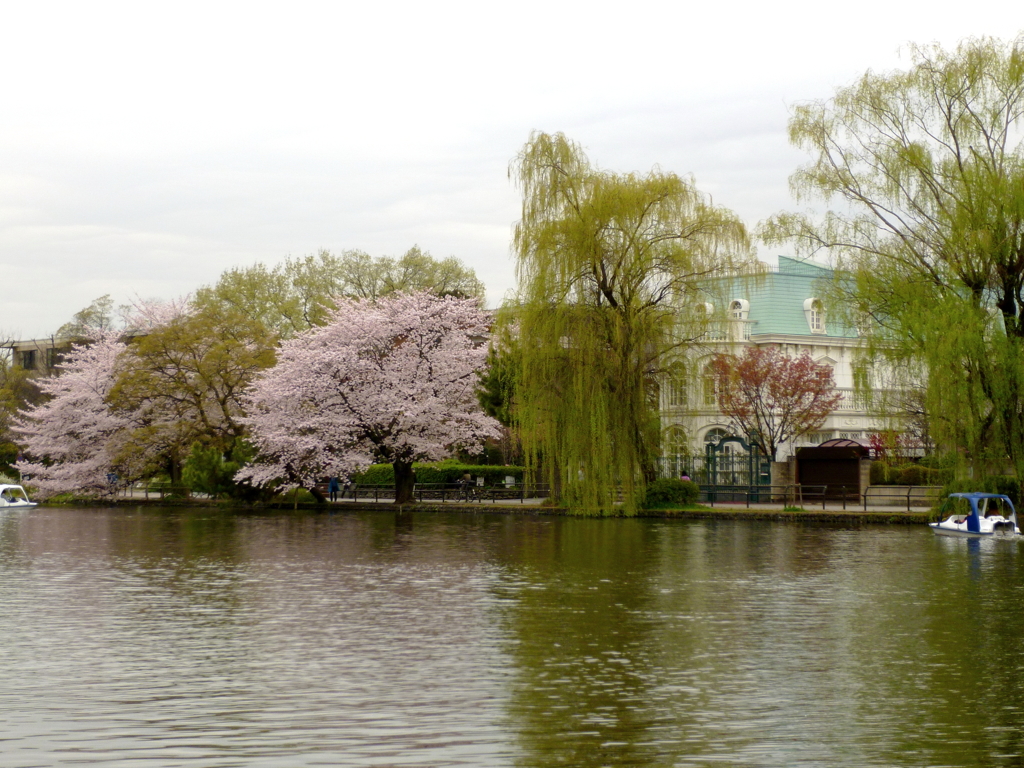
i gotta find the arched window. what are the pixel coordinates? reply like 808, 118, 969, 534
804, 298, 825, 334
664, 426, 689, 458
662, 425, 690, 478
703, 427, 730, 446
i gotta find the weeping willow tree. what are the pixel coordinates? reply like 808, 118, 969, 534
762, 35, 1024, 482
509, 132, 752, 513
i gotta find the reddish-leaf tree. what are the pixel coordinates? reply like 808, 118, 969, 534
710, 346, 843, 460
238, 291, 501, 503
868, 430, 920, 464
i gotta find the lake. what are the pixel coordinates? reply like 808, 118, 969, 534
1, 506, 1022, 767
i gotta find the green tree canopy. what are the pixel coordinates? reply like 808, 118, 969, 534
56, 295, 123, 340
509, 132, 754, 512
0, 356, 41, 475
195, 247, 485, 338
762, 35, 1024, 480
108, 302, 276, 482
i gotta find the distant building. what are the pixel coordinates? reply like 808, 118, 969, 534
660, 256, 890, 479
1, 337, 73, 374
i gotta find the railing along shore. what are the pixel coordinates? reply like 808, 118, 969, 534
108, 480, 942, 511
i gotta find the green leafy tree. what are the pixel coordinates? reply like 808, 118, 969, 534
476, 327, 524, 465
0, 359, 39, 476
109, 302, 276, 485
477, 320, 520, 428
196, 247, 485, 338
509, 132, 753, 512
762, 35, 1024, 481
182, 440, 259, 499
376, 245, 485, 300
56, 295, 123, 340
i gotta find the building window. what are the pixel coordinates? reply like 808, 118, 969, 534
18, 350, 36, 370
704, 427, 730, 446
803, 298, 825, 334
702, 363, 718, 406
664, 426, 689, 460
662, 426, 691, 479
729, 299, 751, 340
46, 347, 65, 369
666, 363, 688, 408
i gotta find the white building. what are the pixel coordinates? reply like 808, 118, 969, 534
660, 256, 885, 480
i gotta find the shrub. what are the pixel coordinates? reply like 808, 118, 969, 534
642, 478, 699, 509
351, 462, 525, 486
870, 461, 951, 486
182, 441, 263, 500
273, 487, 319, 504
164, 484, 192, 500
0, 440, 19, 478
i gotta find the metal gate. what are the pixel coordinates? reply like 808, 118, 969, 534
660, 435, 771, 500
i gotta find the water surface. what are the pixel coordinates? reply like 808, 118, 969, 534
1, 507, 1022, 766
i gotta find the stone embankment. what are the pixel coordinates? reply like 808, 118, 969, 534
52, 494, 936, 523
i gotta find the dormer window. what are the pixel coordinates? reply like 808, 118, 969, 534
730, 299, 751, 340
804, 298, 825, 334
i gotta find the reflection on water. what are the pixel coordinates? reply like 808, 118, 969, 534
2, 508, 1024, 766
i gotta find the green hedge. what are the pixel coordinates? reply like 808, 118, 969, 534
351, 462, 525, 486
870, 462, 952, 486
641, 478, 700, 509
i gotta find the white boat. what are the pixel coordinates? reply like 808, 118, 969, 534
930, 492, 1020, 537
0, 484, 38, 509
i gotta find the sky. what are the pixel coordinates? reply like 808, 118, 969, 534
1, 1, 1022, 338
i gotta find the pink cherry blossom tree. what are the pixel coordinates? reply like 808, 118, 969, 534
238, 291, 501, 503
14, 332, 134, 497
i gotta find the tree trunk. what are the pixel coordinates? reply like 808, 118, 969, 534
168, 456, 182, 484
394, 460, 416, 504
307, 484, 327, 504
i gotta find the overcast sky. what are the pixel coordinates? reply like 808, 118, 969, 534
1, 1, 1021, 338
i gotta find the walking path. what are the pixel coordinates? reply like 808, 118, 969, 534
107, 486, 937, 521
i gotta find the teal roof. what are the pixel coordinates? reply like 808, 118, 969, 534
735, 256, 855, 339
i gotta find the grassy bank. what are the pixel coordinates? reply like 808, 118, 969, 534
40, 496, 934, 524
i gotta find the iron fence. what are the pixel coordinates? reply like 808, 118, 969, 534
330, 482, 552, 505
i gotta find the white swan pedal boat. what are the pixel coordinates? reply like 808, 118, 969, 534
930, 492, 1020, 537
0, 484, 37, 509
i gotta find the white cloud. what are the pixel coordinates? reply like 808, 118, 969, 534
1, 0, 1021, 334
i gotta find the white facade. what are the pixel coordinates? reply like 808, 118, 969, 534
660, 257, 888, 474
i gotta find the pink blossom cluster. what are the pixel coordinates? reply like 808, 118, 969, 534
13, 299, 193, 497
237, 291, 501, 489
14, 332, 132, 496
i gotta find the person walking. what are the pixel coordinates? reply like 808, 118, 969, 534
329, 476, 340, 502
